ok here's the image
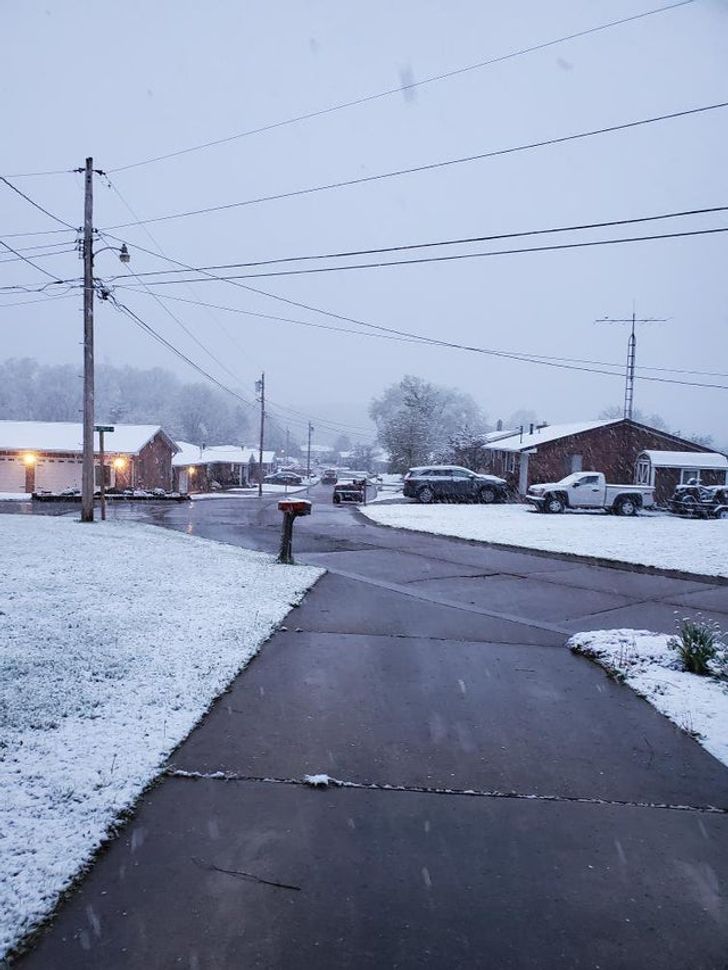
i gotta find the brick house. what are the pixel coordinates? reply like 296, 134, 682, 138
484, 418, 722, 502
173, 443, 276, 493
0, 421, 178, 494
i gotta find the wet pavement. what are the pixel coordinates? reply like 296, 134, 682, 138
10, 489, 728, 968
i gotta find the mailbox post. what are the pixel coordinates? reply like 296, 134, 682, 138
277, 499, 311, 564
94, 424, 114, 521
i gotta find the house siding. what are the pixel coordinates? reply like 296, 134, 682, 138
132, 433, 175, 490
486, 421, 717, 503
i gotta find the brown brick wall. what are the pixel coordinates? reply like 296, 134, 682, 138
132, 433, 175, 490
486, 420, 717, 501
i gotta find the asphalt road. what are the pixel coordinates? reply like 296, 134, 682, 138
13, 489, 728, 969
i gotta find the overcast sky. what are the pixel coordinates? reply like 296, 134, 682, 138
2, 0, 727, 444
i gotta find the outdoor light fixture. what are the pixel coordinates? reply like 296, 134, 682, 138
118, 244, 130, 264
22, 453, 37, 466
113, 457, 126, 471
188, 466, 197, 476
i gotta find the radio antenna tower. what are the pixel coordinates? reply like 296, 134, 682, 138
595, 306, 665, 420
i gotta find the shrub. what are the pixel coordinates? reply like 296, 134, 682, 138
668, 618, 723, 676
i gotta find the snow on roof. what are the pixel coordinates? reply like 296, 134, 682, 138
639, 450, 728, 470
484, 419, 622, 452
0, 421, 176, 455
173, 443, 276, 467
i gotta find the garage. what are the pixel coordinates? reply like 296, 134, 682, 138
35, 457, 84, 493
0, 456, 25, 493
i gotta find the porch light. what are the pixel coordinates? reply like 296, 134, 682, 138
188, 466, 197, 476
113, 457, 127, 471
22, 452, 37, 466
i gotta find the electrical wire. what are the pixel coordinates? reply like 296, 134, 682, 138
108, 296, 257, 410
0, 167, 75, 178
0, 238, 67, 282
0, 247, 78, 266
114, 275, 728, 391
114, 287, 728, 379
101, 99, 728, 230
107, 0, 695, 173
109, 295, 371, 438
105, 205, 728, 281
0, 293, 79, 309
116, 225, 728, 284
0, 176, 77, 231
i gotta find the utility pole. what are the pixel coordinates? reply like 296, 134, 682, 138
256, 372, 265, 497
595, 307, 665, 420
285, 427, 290, 464
81, 157, 95, 522
306, 422, 314, 481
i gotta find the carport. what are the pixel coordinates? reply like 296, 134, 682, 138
635, 449, 728, 503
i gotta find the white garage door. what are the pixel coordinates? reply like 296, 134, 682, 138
0, 457, 25, 493
36, 458, 83, 493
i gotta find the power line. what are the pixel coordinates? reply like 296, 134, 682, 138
0, 176, 77, 231
101, 99, 728, 230
114, 287, 728, 379
118, 225, 728, 283
0, 238, 66, 282
0, 247, 77, 266
0, 167, 75, 179
107, 0, 695, 174
114, 274, 728, 391
106, 204, 728, 281
0, 293, 79, 309
108, 296, 257, 410
101, 236, 728, 391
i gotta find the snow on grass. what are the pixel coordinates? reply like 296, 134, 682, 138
568, 630, 728, 768
362, 503, 728, 578
0, 515, 322, 959
190, 484, 307, 500
0, 493, 30, 502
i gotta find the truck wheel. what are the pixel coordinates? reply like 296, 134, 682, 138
614, 496, 637, 516
417, 486, 435, 504
479, 486, 496, 504
545, 494, 565, 514
715, 508, 728, 520
333, 494, 341, 505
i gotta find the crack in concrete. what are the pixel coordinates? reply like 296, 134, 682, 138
165, 768, 728, 816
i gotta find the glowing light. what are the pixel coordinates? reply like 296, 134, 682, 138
113, 457, 127, 471
22, 453, 37, 466
188, 466, 197, 476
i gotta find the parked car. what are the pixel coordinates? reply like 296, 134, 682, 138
526, 472, 654, 515
403, 466, 508, 504
264, 472, 303, 486
321, 469, 338, 485
669, 484, 728, 519
332, 478, 367, 504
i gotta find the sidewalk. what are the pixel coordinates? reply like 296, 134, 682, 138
16, 554, 728, 969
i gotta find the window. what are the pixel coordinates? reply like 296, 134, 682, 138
451, 469, 472, 478
570, 454, 583, 473
579, 475, 599, 485
680, 469, 701, 484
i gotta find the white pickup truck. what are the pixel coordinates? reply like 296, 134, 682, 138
526, 472, 654, 516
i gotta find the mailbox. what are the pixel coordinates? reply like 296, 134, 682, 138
277, 499, 312, 563
278, 499, 312, 516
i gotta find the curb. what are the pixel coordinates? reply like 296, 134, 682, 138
355, 510, 728, 588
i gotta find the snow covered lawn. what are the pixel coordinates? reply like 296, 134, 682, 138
569, 630, 728, 769
362, 503, 728, 579
0, 516, 322, 959
191, 484, 307, 500
0, 493, 30, 502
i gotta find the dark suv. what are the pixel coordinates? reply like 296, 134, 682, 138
403, 465, 508, 504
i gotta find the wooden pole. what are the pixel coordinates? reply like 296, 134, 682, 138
257, 372, 265, 498
81, 157, 95, 522
99, 429, 106, 521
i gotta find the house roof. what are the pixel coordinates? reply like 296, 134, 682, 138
0, 421, 177, 455
173, 443, 276, 467
639, 450, 728, 470
484, 419, 622, 453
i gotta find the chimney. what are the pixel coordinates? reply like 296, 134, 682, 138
496, 419, 503, 431
519, 425, 524, 444
529, 423, 534, 435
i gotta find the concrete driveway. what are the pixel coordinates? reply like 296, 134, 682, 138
14, 489, 728, 969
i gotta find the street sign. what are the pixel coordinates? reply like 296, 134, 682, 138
94, 425, 114, 433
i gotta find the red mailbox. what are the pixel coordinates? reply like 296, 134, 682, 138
277, 499, 312, 563
278, 499, 312, 516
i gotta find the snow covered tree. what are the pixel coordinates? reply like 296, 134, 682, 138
369, 375, 485, 472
